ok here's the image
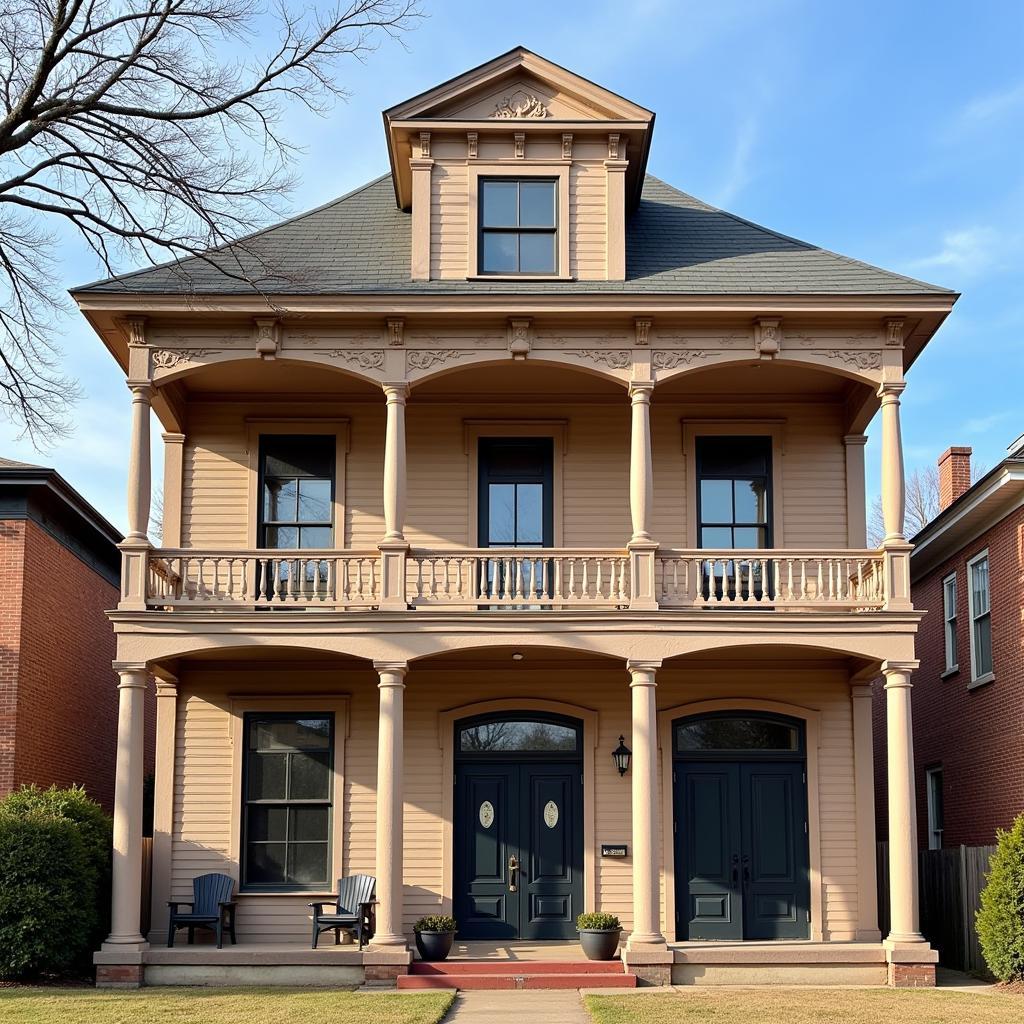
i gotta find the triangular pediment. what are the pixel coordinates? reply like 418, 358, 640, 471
385, 46, 653, 123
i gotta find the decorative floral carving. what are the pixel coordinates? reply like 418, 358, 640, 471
293, 332, 379, 347
419, 131, 431, 158
634, 318, 651, 346
253, 317, 279, 358
651, 350, 707, 369
407, 349, 467, 370
151, 348, 217, 368
820, 350, 882, 370
561, 133, 573, 160
466, 131, 478, 159
608, 133, 620, 160
578, 349, 631, 369
326, 349, 385, 369
387, 319, 404, 347
127, 317, 147, 347
492, 92, 550, 119
754, 318, 781, 360
514, 132, 525, 159
508, 318, 532, 359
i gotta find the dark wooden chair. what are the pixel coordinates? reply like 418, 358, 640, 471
167, 872, 237, 949
309, 874, 376, 949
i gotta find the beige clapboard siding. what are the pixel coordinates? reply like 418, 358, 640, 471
569, 162, 608, 280
166, 664, 860, 942
180, 397, 851, 552
430, 161, 469, 280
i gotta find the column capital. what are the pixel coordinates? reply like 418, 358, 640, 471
627, 659, 661, 683
877, 380, 906, 400
382, 381, 410, 402
161, 431, 186, 446
113, 662, 148, 685
850, 682, 874, 700
882, 660, 919, 686
843, 433, 868, 447
374, 661, 408, 685
154, 679, 178, 697
628, 380, 655, 402
127, 381, 153, 399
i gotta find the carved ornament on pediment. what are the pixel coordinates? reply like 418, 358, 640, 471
325, 349, 385, 369
508, 318, 532, 359
577, 349, 631, 369
407, 349, 468, 370
492, 91, 550, 119
651, 350, 707, 370
754, 318, 781, 360
253, 317, 279, 359
151, 348, 219, 369
819, 350, 882, 370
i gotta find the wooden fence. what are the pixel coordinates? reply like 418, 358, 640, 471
876, 842, 996, 975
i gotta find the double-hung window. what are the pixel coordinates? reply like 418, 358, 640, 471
242, 713, 333, 890
942, 573, 958, 673
479, 179, 557, 275
925, 766, 944, 850
967, 551, 993, 683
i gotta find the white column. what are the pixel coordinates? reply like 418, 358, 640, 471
627, 659, 665, 947
379, 383, 409, 610
883, 661, 925, 945
628, 382, 658, 610
373, 661, 408, 946
149, 676, 178, 942
103, 664, 149, 949
879, 383, 906, 544
851, 681, 880, 940
125, 384, 153, 543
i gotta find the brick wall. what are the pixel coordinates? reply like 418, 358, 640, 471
0, 519, 154, 813
0, 521, 27, 796
874, 505, 1024, 847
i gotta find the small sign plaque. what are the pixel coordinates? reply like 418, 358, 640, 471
601, 844, 628, 858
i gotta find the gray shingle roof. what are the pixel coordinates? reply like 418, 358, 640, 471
74, 174, 952, 296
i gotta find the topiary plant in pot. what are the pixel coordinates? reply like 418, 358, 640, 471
577, 912, 622, 961
413, 915, 458, 962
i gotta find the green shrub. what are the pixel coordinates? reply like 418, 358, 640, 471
577, 912, 621, 931
413, 915, 457, 933
0, 786, 111, 979
977, 813, 1024, 982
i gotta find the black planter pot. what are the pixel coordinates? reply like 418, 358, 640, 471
415, 930, 456, 962
578, 928, 621, 961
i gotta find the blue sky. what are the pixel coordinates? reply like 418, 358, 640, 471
3, 0, 1022, 531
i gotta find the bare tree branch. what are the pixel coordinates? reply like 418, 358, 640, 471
0, 0, 421, 443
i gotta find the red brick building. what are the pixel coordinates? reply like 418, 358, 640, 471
0, 456, 151, 812
874, 439, 1024, 848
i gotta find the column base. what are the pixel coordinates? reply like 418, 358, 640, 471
884, 937, 937, 988
96, 964, 144, 988
622, 942, 673, 987
888, 963, 936, 988
101, 937, 149, 952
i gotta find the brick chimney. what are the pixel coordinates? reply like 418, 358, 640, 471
938, 446, 972, 510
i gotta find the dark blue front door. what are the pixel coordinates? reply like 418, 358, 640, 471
454, 760, 582, 940
673, 713, 810, 941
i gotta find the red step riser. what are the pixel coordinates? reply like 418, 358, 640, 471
411, 960, 624, 976
397, 973, 637, 991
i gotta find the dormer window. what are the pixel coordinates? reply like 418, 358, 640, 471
479, 178, 557, 275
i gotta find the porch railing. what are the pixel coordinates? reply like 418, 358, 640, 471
655, 549, 885, 610
408, 549, 630, 608
143, 546, 886, 611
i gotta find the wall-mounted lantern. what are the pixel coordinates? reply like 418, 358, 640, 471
612, 735, 632, 777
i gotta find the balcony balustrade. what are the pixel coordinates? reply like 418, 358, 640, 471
143, 546, 886, 612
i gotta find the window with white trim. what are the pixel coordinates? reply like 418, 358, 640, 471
942, 573, 958, 673
926, 766, 944, 850
967, 551, 993, 682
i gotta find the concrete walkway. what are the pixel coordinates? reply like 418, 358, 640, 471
442, 990, 590, 1022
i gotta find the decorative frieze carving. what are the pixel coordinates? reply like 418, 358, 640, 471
608, 133, 620, 160
326, 349, 385, 369
651, 350, 707, 370
492, 92, 549, 119
788, 330, 879, 347
508, 318, 532, 359
387, 319, 405, 347
820, 350, 882, 370
634, 319, 651, 346
292, 331, 379, 347
885, 318, 905, 346
578, 349, 631, 369
561, 133, 573, 160
126, 317, 147, 347
514, 132, 525, 159
754, 318, 781, 360
467, 131, 478, 159
407, 349, 467, 370
419, 131, 431, 158
151, 348, 218, 369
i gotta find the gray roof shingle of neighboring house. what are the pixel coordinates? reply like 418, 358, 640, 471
74, 174, 951, 297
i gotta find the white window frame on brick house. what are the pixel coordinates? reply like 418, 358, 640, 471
925, 766, 944, 850
941, 572, 958, 675
966, 549, 994, 687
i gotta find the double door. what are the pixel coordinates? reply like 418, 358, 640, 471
675, 760, 809, 940
454, 761, 582, 940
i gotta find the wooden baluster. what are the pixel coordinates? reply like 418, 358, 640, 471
827, 560, 835, 602
814, 559, 823, 605
527, 558, 537, 601
608, 558, 617, 603
541, 559, 550, 603
515, 558, 524, 604
568, 559, 576, 601
773, 559, 781, 604
580, 558, 590, 603
856, 560, 864, 603
553, 558, 562, 601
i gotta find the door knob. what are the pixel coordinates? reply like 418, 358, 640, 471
508, 854, 519, 892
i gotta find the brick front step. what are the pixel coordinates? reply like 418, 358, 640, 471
398, 971, 636, 990
410, 960, 625, 975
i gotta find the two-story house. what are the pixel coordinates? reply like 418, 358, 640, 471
77, 49, 957, 988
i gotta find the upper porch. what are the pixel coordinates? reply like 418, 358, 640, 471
94, 305, 932, 623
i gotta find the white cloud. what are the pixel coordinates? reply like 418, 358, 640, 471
711, 116, 758, 207
956, 81, 1024, 127
907, 226, 1000, 277
962, 410, 1014, 436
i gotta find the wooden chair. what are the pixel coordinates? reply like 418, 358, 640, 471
309, 874, 376, 949
167, 872, 237, 949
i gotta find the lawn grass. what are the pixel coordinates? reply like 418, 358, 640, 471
0, 987, 454, 1024
585, 987, 1021, 1024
